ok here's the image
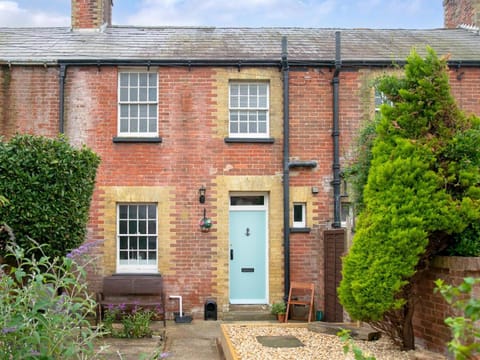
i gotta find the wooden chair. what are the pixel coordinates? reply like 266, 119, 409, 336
285, 281, 314, 323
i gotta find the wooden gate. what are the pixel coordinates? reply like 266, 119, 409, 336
324, 229, 345, 322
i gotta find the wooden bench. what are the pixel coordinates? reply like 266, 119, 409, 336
96, 274, 166, 326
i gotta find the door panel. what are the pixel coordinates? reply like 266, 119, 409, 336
229, 210, 267, 304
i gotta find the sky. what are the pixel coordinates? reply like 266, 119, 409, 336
0, 0, 444, 29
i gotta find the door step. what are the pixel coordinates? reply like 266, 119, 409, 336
223, 305, 275, 322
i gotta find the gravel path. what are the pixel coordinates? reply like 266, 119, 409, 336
223, 324, 447, 360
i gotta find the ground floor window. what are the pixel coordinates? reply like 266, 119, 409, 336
117, 203, 157, 273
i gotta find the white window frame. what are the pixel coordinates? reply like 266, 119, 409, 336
117, 203, 158, 273
374, 88, 392, 113
229, 82, 269, 138
292, 203, 306, 228
118, 69, 158, 137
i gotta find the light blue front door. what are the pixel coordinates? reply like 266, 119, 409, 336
229, 204, 267, 304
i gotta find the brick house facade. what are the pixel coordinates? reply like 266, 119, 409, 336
1, 0, 480, 333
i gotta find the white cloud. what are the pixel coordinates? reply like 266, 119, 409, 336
0, 0, 69, 27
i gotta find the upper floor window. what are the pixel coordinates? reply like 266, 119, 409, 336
229, 82, 269, 138
117, 203, 158, 273
118, 71, 158, 137
374, 88, 392, 113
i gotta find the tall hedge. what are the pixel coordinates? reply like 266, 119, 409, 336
338, 48, 480, 349
0, 135, 100, 259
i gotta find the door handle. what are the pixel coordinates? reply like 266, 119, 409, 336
230, 249, 234, 260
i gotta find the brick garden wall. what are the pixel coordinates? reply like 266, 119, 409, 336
414, 256, 480, 356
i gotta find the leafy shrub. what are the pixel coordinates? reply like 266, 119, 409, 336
0, 241, 104, 359
102, 304, 154, 338
448, 222, 480, 257
0, 134, 100, 259
435, 277, 480, 359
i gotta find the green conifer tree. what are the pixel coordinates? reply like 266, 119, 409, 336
338, 48, 480, 350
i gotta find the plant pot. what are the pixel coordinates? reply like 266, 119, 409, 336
277, 313, 286, 323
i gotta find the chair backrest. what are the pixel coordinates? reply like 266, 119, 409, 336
288, 281, 314, 298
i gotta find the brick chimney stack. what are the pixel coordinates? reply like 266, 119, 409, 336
71, 0, 112, 30
444, 0, 480, 28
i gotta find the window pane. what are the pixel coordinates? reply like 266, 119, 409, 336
138, 220, 146, 234
239, 84, 248, 95
148, 73, 157, 85
119, 205, 128, 219
130, 87, 138, 102
230, 95, 238, 108
230, 196, 264, 206
139, 73, 148, 86
119, 220, 128, 234
119, 236, 128, 249
139, 236, 147, 249
148, 220, 156, 234
148, 205, 156, 218
149, 87, 157, 102
258, 121, 267, 133
293, 205, 303, 222
148, 236, 157, 249
139, 118, 148, 132
148, 119, 157, 133
148, 251, 156, 260
129, 236, 138, 249
129, 220, 137, 234
120, 87, 128, 102
119, 251, 128, 260
130, 73, 138, 86
120, 73, 129, 87
130, 118, 138, 132
139, 105, 148, 117
148, 104, 157, 118
130, 104, 138, 118
139, 87, 147, 101
249, 121, 257, 133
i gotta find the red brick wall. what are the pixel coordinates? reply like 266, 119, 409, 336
71, 0, 112, 30
0, 66, 59, 138
1, 62, 479, 317
444, 0, 480, 28
414, 257, 480, 356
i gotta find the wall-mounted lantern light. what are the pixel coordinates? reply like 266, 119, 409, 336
199, 186, 206, 204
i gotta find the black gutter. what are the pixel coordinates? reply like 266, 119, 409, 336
281, 36, 291, 301
332, 31, 342, 228
59, 64, 66, 134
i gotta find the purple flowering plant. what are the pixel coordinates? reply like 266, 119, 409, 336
0, 240, 105, 359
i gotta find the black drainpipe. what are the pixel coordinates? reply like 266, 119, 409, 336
59, 64, 66, 134
332, 31, 342, 228
281, 36, 291, 300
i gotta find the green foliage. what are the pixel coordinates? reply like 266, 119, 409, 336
0, 241, 104, 359
338, 329, 376, 360
435, 277, 480, 359
0, 134, 100, 259
103, 305, 154, 338
343, 115, 379, 212
339, 47, 480, 346
448, 222, 480, 256
270, 301, 286, 315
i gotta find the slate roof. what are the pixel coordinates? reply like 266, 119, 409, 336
1, 26, 480, 64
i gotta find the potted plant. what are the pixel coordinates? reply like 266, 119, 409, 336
271, 302, 286, 322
